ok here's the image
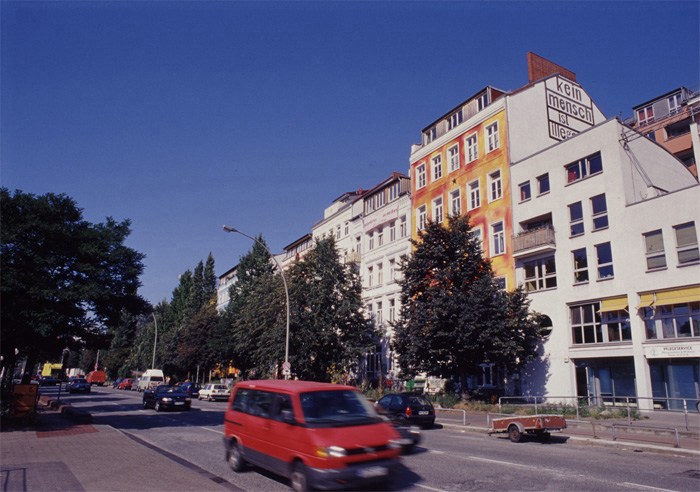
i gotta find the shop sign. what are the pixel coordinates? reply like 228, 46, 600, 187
644, 342, 700, 359
364, 204, 399, 231
546, 76, 594, 141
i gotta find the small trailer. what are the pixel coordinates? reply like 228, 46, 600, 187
489, 414, 567, 443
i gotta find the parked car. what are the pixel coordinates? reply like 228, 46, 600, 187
223, 380, 404, 492
67, 378, 91, 394
199, 384, 230, 401
375, 392, 436, 429
131, 378, 141, 391
39, 376, 59, 386
142, 385, 191, 412
179, 382, 201, 398
118, 378, 136, 390
112, 378, 124, 389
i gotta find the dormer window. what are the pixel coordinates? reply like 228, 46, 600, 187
637, 106, 654, 126
478, 93, 489, 111
448, 110, 463, 130
668, 93, 682, 115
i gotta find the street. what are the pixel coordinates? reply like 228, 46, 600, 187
45, 385, 700, 492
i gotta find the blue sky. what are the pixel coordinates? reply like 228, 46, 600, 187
2, 1, 698, 305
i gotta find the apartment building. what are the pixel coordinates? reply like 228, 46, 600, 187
279, 233, 313, 270
511, 117, 700, 410
311, 190, 366, 266
625, 86, 700, 177
360, 173, 412, 382
216, 265, 238, 313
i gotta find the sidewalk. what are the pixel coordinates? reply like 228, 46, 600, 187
0, 404, 233, 492
435, 407, 700, 458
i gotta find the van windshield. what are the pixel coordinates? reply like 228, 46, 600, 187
300, 390, 381, 428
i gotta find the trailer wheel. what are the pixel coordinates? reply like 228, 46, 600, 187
508, 424, 522, 443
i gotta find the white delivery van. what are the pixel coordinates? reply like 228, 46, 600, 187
138, 369, 165, 392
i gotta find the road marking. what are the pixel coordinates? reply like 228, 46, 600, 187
416, 484, 449, 492
201, 427, 224, 435
621, 483, 678, 492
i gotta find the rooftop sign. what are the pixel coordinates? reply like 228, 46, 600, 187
546, 76, 594, 141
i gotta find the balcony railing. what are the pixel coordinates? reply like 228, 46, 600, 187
512, 225, 556, 256
346, 251, 362, 264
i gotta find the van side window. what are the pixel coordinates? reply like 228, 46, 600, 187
271, 394, 294, 422
232, 388, 251, 413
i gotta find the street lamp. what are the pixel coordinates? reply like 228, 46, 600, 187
151, 312, 158, 369
222, 225, 291, 379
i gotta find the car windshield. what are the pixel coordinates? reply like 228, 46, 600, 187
157, 386, 185, 394
408, 395, 432, 406
300, 390, 380, 428
214, 385, 227, 390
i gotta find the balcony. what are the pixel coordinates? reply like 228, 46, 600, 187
346, 251, 362, 265
512, 225, 556, 258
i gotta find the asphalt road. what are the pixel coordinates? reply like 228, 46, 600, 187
42, 385, 700, 492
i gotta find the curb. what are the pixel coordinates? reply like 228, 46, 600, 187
38, 395, 92, 424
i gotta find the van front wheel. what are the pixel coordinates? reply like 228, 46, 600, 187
227, 441, 246, 472
290, 462, 309, 492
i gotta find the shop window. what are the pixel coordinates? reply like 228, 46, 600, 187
602, 310, 631, 342
643, 302, 700, 339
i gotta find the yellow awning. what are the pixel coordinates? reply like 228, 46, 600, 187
636, 293, 654, 309
653, 285, 700, 307
599, 296, 628, 313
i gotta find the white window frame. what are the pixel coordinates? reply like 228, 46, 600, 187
400, 215, 407, 237
376, 191, 386, 208
488, 169, 502, 203
674, 222, 700, 265
523, 256, 557, 292
417, 205, 427, 231
637, 106, 654, 126
569, 201, 584, 237
490, 220, 505, 257
449, 188, 461, 217
389, 259, 396, 282
590, 194, 608, 231
643, 230, 666, 270
595, 242, 614, 280
416, 163, 426, 190
448, 144, 460, 172
572, 248, 589, 284
368, 231, 374, 251
468, 179, 481, 211
389, 221, 396, 242
466, 132, 478, 163
377, 228, 384, 247
432, 154, 443, 182
433, 196, 444, 224
486, 122, 500, 153
377, 262, 383, 284
471, 226, 483, 255
388, 298, 396, 322
367, 266, 373, 287
668, 94, 682, 114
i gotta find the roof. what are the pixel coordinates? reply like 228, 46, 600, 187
632, 87, 687, 111
233, 379, 358, 393
421, 86, 505, 133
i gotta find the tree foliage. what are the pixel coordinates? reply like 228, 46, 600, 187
392, 215, 542, 388
0, 188, 149, 384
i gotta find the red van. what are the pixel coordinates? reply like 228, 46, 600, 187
223, 380, 404, 491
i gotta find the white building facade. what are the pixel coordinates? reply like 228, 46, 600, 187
360, 173, 412, 382
510, 117, 700, 411
311, 190, 365, 266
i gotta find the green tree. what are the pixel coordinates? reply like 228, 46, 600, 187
0, 188, 149, 385
392, 214, 542, 390
287, 237, 378, 382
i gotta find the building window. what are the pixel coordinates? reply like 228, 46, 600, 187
433, 197, 444, 223
388, 182, 400, 202
468, 179, 481, 210
466, 133, 478, 163
486, 122, 500, 152
595, 242, 614, 279
566, 152, 603, 184
643, 302, 699, 340
336, 225, 341, 240
344, 222, 349, 236
570, 303, 602, 344
417, 206, 427, 231
643, 230, 666, 270
488, 169, 502, 202
674, 222, 699, 264
356, 236, 362, 254
377, 263, 383, 284
400, 215, 407, 237
389, 221, 396, 242
416, 163, 426, 189
389, 259, 395, 281
668, 94, 682, 115
389, 299, 396, 322
432, 154, 443, 182
494, 276, 506, 290
573, 248, 589, 283
368, 232, 374, 250
376, 302, 383, 325
569, 202, 584, 236
448, 144, 460, 172
478, 93, 489, 111
537, 173, 550, 195
491, 221, 505, 256
519, 181, 531, 202
365, 197, 375, 214
603, 310, 632, 342
590, 194, 608, 231
367, 267, 373, 287
449, 189, 461, 217
448, 110, 463, 130
376, 192, 386, 208
523, 256, 557, 292
637, 106, 654, 126
377, 228, 384, 247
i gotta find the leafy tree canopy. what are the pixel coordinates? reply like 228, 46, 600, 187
0, 188, 149, 383
392, 214, 542, 388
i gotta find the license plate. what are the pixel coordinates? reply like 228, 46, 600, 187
174, 402, 185, 405
357, 466, 387, 478
419, 411, 428, 415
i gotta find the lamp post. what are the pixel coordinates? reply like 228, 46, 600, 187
222, 225, 291, 379
151, 312, 158, 369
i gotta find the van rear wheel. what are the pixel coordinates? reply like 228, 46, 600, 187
290, 462, 309, 492
227, 441, 246, 472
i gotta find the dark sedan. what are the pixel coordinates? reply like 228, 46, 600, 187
39, 376, 59, 386
179, 382, 201, 398
67, 378, 91, 393
376, 392, 436, 429
142, 385, 191, 412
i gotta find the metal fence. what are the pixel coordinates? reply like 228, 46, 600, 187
497, 395, 699, 431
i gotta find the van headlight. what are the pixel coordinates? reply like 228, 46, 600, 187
316, 446, 347, 458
